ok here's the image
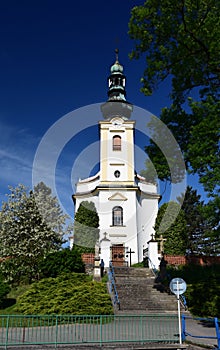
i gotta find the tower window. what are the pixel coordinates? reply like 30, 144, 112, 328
113, 135, 121, 151
112, 206, 123, 226
114, 170, 120, 178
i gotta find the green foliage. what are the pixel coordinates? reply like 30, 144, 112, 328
74, 201, 99, 251
187, 97, 220, 197
167, 264, 220, 317
129, 0, 219, 99
131, 262, 144, 268
7, 284, 32, 300
155, 188, 218, 255
186, 282, 220, 318
14, 273, 113, 315
0, 284, 32, 314
141, 112, 187, 184
177, 186, 217, 255
146, 99, 220, 200
154, 202, 187, 255
128, 0, 220, 233
0, 277, 10, 308
39, 247, 85, 278
0, 183, 68, 284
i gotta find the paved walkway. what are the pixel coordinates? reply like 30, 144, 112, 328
182, 312, 218, 348
0, 312, 218, 349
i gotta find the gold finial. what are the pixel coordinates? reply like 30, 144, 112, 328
115, 48, 119, 62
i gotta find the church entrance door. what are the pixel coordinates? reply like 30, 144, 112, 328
111, 244, 125, 266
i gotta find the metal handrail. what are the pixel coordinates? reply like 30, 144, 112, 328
147, 256, 159, 276
182, 315, 220, 349
147, 257, 187, 310
108, 262, 120, 309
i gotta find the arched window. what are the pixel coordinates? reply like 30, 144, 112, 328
112, 206, 123, 226
113, 135, 121, 151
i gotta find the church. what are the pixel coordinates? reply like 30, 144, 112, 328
73, 50, 160, 268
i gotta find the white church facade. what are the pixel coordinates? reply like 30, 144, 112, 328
72, 51, 160, 268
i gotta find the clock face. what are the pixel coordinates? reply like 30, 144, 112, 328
112, 118, 123, 127
114, 170, 120, 178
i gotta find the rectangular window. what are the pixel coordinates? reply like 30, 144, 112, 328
113, 135, 121, 151
113, 206, 123, 226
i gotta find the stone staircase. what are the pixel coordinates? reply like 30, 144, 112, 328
112, 266, 180, 314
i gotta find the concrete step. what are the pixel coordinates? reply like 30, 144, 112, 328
113, 267, 154, 277
110, 267, 182, 315
116, 309, 178, 315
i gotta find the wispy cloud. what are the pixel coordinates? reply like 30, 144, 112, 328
0, 121, 39, 198
0, 120, 84, 218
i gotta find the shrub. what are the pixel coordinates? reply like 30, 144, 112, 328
39, 247, 85, 278
15, 273, 113, 315
0, 277, 10, 308
167, 264, 220, 317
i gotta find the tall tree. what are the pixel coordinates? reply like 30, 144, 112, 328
154, 202, 187, 255
177, 186, 218, 255
0, 183, 68, 284
129, 0, 219, 100
128, 0, 220, 233
34, 182, 68, 236
74, 201, 99, 251
155, 188, 219, 256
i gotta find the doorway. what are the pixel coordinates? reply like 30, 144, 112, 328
111, 244, 125, 266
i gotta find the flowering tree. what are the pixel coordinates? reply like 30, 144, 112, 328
0, 183, 68, 284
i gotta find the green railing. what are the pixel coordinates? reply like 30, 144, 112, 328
0, 314, 179, 347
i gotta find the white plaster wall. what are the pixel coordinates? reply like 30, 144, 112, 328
138, 181, 158, 194
98, 189, 139, 264
100, 239, 111, 268
74, 187, 159, 265
73, 116, 159, 267
136, 193, 144, 262
99, 118, 135, 183
148, 241, 160, 270
138, 195, 159, 262
75, 176, 100, 194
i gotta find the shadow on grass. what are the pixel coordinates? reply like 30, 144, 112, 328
0, 298, 16, 309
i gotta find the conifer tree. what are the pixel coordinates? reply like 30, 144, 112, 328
74, 201, 99, 251
154, 202, 187, 255
177, 187, 219, 255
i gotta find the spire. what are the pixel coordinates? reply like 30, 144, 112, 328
115, 48, 119, 62
101, 50, 133, 120
107, 49, 126, 101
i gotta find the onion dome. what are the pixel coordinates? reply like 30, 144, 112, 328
101, 49, 133, 120
107, 48, 126, 101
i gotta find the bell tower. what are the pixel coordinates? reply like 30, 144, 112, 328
100, 49, 135, 185
73, 50, 160, 267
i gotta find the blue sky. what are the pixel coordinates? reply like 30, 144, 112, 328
0, 0, 206, 220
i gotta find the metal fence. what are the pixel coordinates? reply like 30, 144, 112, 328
182, 315, 220, 349
0, 314, 179, 348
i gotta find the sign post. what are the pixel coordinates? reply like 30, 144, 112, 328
169, 278, 187, 345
